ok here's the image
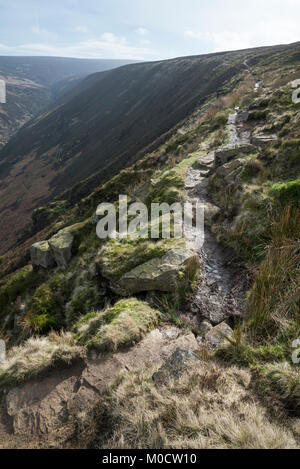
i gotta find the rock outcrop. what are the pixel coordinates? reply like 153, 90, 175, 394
30, 241, 55, 269
110, 249, 199, 296
48, 230, 74, 267
30, 229, 75, 269
214, 144, 256, 167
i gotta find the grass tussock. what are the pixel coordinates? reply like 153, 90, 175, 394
78, 361, 297, 449
257, 362, 300, 416
0, 332, 85, 390
74, 298, 161, 353
247, 206, 300, 337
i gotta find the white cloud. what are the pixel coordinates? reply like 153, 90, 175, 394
184, 30, 251, 52
136, 27, 149, 36
0, 28, 154, 60
140, 39, 151, 46
185, 18, 300, 53
0, 34, 154, 60
30, 26, 58, 41
100, 32, 126, 44
75, 25, 88, 34
31, 26, 48, 35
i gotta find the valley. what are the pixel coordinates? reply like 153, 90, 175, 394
0, 40, 299, 449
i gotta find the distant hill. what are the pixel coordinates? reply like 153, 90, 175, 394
0, 56, 136, 148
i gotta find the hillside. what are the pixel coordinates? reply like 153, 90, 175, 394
0, 56, 135, 149
0, 41, 300, 449
0, 43, 300, 254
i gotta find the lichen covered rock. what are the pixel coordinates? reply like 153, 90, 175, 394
202, 321, 233, 350
30, 241, 55, 269
110, 248, 199, 296
152, 348, 201, 383
48, 229, 74, 267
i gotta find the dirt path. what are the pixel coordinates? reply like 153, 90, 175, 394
228, 111, 251, 146
244, 58, 263, 92
185, 152, 247, 327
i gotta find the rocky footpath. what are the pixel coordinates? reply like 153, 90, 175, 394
184, 150, 247, 344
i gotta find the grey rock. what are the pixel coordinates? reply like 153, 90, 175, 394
214, 144, 256, 166
163, 328, 180, 340
199, 320, 213, 336
110, 249, 199, 296
203, 322, 233, 350
201, 308, 229, 326
48, 229, 74, 267
236, 111, 249, 123
152, 348, 201, 383
215, 159, 245, 182
30, 241, 55, 269
251, 134, 278, 146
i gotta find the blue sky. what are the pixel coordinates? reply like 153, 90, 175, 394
0, 0, 299, 60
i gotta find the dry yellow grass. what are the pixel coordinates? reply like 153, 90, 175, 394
247, 207, 300, 336
0, 332, 85, 389
78, 361, 298, 449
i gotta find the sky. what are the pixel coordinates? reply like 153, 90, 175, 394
0, 0, 299, 61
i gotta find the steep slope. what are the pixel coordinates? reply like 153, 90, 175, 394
0, 38, 300, 448
1, 42, 299, 254
0, 56, 135, 148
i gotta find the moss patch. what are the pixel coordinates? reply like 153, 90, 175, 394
272, 179, 300, 205
74, 298, 161, 352
98, 237, 185, 281
145, 169, 185, 206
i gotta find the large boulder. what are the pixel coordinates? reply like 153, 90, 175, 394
110, 248, 199, 296
30, 241, 55, 269
214, 144, 256, 166
48, 229, 74, 267
236, 111, 249, 123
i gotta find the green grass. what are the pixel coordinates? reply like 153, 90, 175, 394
98, 237, 185, 281
26, 282, 64, 333
74, 298, 161, 352
0, 266, 44, 330
0, 266, 42, 311
272, 179, 300, 204
145, 168, 185, 206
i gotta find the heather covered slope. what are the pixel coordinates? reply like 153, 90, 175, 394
0, 42, 298, 254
